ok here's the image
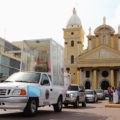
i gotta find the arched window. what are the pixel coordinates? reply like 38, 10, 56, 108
103, 35, 106, 44
71, 40, 74, 46
71, 55, 74, 64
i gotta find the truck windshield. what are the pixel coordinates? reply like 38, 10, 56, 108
68, 86, 78, 91
85, 91, 93, 95
5, 72, 40, 83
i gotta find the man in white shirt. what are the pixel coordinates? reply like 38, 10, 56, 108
64, 68, 71, 92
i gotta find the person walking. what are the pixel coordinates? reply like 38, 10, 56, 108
108, 85, 112, 102
111, 87, 114, 101
64, 68, 71, 92
117, 86, 120, 102
113, 87, 118, 104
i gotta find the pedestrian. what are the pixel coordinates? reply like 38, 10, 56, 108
113, 87, 119, 104
117, 86, 120, 102
107, 85, 112, 102
64, 68, 71, 92
111, 87, 114, 101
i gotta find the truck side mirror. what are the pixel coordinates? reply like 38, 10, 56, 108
41, 80, 49, 85
79, 89, 83, 92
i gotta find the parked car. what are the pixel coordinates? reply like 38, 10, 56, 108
104, 90, 109, 97
94, 89, 105, 100
85, 89, 98, 103
63, 84, 86, 108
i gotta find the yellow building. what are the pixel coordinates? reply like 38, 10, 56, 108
63, 8, 120, 90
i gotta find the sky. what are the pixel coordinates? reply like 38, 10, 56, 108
0, 0, 120, 49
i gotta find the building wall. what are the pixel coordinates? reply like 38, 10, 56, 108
12, 41, 23, 49
69, 67, 77, 84
0, 38, 21, 81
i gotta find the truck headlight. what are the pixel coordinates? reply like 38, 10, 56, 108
70, 93, 77, 98
70, 93, 73, 98
12, 89, 26, 95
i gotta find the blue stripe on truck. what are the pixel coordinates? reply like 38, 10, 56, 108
27, 86, 41, 97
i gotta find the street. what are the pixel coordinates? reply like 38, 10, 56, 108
0, 98, 120, 120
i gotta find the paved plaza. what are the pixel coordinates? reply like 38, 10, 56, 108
0, 98, 119, 120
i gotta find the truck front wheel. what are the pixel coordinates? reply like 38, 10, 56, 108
53, 96, 62, 112
74, 97, 79, 108
24, 98, 38, 117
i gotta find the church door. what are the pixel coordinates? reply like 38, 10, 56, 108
85, 81, 90, 89
101, 81, 109, 90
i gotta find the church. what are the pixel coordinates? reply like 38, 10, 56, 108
63, 8, 120, 90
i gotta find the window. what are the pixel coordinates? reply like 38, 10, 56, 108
86, 71, 90, 78
71, 32, 74, 35
103, 35, 106, 44
71, 40, 74, 46
71, 55, 74, 64
41, 74, 50, 86
68, 85, 78, 91
73, 73, 76, 75
85, 91, 93, 94
79, 86, 84, 92
48, 75, 51, 81
94, 91, 96, 95
102, 71, 108, 77
6, 73, 40, 83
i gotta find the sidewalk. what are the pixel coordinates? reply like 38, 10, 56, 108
105, 101, 120, 108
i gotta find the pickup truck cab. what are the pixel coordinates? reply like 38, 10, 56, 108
63, 84, 86, 108
0, 72, 66, 116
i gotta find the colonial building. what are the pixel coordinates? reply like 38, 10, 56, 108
63, 8, 120, 90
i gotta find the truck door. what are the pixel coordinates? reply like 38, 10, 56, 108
39, 74, 53, 105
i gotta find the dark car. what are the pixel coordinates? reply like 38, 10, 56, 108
104, 90, 109, 97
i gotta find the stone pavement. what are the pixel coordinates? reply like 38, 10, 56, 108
0, 98, 120, 120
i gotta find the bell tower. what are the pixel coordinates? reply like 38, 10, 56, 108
63, 8, 85, 65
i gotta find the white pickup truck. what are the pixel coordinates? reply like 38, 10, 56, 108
0, 39, 66, 116
0, 72, 66, 116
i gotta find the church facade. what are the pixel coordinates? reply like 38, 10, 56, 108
63, 8, 120, 90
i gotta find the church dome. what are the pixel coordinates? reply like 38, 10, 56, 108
66, 8, 82, 28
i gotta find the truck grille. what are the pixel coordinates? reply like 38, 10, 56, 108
66, 94, 69, 97
0, 89, 7, 95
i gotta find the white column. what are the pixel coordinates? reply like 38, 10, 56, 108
65, 42, 67, 58
81, 69, 84, 86
97, 70, 100, 89
89, 39, 91, 51
119, 38, 120, 51
77, 44, 79, 56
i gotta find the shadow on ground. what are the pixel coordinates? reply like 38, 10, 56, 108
63, 105, 96, 109
0, 109, 107, 120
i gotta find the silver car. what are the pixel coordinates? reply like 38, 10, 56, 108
85, 90, 98, 102
63, 84, 86, 108
94, 89, 105, 100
